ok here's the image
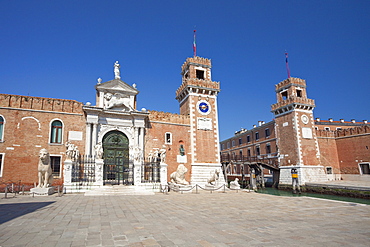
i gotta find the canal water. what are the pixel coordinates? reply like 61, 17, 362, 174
256, 187, 370, 205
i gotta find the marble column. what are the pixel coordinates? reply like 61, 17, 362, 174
85, 123, 92, 156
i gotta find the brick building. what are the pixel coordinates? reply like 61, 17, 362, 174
0, 56, 224, 189
220, 77, 370, 186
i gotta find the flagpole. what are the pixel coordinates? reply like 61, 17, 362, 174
285, 51, 291, 78
193, 29, 197, 57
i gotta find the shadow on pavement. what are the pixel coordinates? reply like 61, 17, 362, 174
0, 201, 56, 224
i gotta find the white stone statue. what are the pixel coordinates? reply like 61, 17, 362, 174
230, 178, 241, 189
159, 145, 167, 163
170, 164, 189, 185
207, 169, 220, 185
65, 141, 79, 161
37, 149, 53, 188
114, 61, 121, 79
103, 93, 133, 111
94, 142, 103, 159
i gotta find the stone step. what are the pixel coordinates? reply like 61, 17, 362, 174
84, 185, 156, 196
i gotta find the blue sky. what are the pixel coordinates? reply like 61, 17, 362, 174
1, 1, 369, 141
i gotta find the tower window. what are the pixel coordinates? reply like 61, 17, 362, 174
255, 132, 259, 141
281, 91, 288, 100
296, 89, 302, 97
238, 138, 242, 145
196, 70, 204, 79
247, 135, 251, 143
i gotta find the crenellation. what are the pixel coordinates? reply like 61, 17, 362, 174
0, 94, 84, 113
148, 110, 190, 125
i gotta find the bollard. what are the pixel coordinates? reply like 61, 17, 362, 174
22, 184, 25, 195
4, 186, 7, 198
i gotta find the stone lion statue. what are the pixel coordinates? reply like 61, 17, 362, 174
230, 178, 241, 189
207, 169, 220, 185
37, 148, 53, 188
104, 93, 133, 111
170, 164, 189, 185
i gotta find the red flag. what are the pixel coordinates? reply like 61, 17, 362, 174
285, 51, 291, 78
193, 30, 197, 57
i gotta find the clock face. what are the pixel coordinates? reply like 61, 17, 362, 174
197, 100, 211, 115
301, 114, 309, 125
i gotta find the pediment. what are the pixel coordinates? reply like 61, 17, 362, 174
95, 79, 139, 96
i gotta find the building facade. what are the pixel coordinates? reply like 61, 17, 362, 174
220, 77, 370, 186
0, 56, 224, 190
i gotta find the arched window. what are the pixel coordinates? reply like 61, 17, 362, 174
0, 116, 4, 142
50, 120, 63, 144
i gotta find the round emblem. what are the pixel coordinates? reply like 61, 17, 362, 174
301, 114, 309, 124
197, 100, 211, 115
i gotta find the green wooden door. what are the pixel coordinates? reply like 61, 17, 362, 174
102, 131, 130, 185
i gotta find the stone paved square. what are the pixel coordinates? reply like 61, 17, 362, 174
0, 191, 369, 247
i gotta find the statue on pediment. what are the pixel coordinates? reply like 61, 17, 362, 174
114, 61, 121, 79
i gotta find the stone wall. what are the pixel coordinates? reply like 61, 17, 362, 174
145, 111, 191, 182
0, 94, 85, 185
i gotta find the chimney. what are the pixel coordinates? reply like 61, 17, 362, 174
253, 125, 257, 128
351, 119, 356, 123
329, 118, 333, 122
316, 118, 320, 122
363, 120, 368, 124
340, 119, 344, 123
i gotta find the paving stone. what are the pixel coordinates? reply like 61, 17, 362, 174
0, 192, 369, 247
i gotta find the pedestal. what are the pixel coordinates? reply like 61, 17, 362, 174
94, 159, 104, 186
30, 187, 54, 196
160, 162, 168, 185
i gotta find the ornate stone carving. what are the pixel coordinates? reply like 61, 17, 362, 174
103, 93, 133, 111
207, 169, 220, 185
159, 145, 167, 163
170, 164, 189, 185
37, 149, 53, 188
65, 141, 79, 161
94, 142, 103, 159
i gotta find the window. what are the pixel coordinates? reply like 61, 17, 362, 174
265, 128, 270, 138
281, 91, 288, 100
0, 153, 4, 177
359, 163, 370, 175
221, 144, 225, 150
256, 146, 260, 155
326, 167, 333, 175
165, 132, 172, 145
255, 132, 259, 141
50, 120, 63, 144
247, 135, 250, 143
238, 138, 242, 145
266, 143, 271, 154
296, 89, 302, 97
50, 156, 61, 177
232, 140, 235, 147
0, 116, 4, 142
227, 142, 230, 149
196, 69, 204, 79
324, 127, 330, 131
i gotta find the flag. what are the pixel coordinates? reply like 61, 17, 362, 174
193, 29, 197, 57
285, 51, 291, 78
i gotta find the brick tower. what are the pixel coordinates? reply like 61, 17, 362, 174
271, 77, 326, 184
176, 56, 224, 185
